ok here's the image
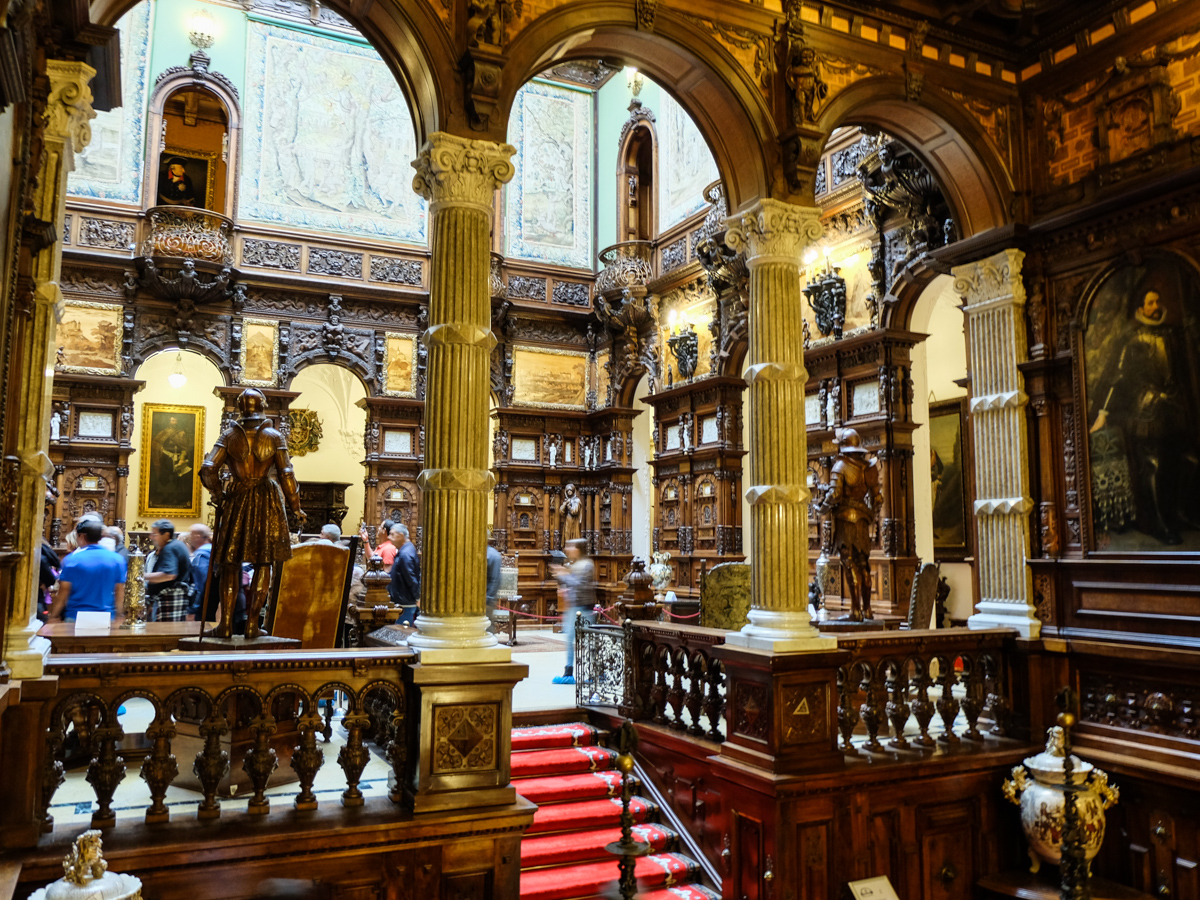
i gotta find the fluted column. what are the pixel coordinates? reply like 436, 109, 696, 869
953, 249, 1040, 638
723, 200, 836, 653
409, 133, 514, 663
3, 61, 96, 679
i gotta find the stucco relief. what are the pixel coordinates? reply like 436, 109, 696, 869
505, 80, 592, 269
658, 92, 719, 230
66, 3, 152, 203
241, 23, 426, 243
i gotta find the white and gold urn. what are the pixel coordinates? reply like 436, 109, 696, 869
30, 830, 142, 900
1002, 726, 1119, 873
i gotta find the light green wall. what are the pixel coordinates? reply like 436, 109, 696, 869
148, 0, 249, 95
596, 73, 663, 250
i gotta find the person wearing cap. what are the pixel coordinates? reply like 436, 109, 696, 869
49, 519, 126, 622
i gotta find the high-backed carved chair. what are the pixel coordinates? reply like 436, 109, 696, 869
268, 537, 358, 649
699, 561, 751, 631
903, 561, 941, 630
491, 553, 520, 646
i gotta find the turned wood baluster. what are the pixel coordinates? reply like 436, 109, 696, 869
704, 660, 725, 742
836, 666, 860, 753
140, 717, 178, 824
982, 653, 1011, 736
685, 652, 706, 736
243, 714, 279, 815
194, 713, 230, 820
40, 730, 66, 833
884, 661, 910, 749
909, 661, 936, 747
650, 646, 670, 725
386, 707, 407, 804
322, 693, 336, 743
291, 711, 325, 811
339, 711, 372, 807
935, 656, 961, 743
858, 663, 885, 752
86, 722, 126, 828
667, 647, 687, 730
959, 654, 983, 740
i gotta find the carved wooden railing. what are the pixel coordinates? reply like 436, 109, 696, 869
834, 628, 1014, 753
138, 205, 235, 265
594, 241, 655, 296
577, 618, 728, 742
38, 648, 413, 831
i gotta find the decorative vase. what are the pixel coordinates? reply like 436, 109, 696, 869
625, 558, 655, 604
30, 830, 143, 900
1002, 726, 1119, 873
648, 551, 672, 603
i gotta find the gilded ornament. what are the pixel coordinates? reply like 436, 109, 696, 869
286, 409, 323, 457
30, 830, 143, 900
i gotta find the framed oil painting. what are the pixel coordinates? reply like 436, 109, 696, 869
156, 146, 217, 210
928, 398, 970, 559
240, 318, 278, 387
58, 301, 123, 375
382, 333, 416, 397
140, 403, 205, 518
511, 345, 587, 410
1082, 253, 1200, 552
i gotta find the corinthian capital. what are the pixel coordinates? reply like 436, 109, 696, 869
45, 60, 97, 162
411, 132, 515, 213
724, 198, 823, 266
952, 248, 1026, 312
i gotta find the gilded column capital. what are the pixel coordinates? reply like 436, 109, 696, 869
411, 132, 515, 213
724, 198, 823, 267
45, 60, 97, 162
952, 248, 1026, 312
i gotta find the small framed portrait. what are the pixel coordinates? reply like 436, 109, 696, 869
928, 398, 971, 559
382, 333, 416, 397
58, 301, 123, 375
240, 318, 278, 387
156, 146, 217, 210
139, 403, 205, 518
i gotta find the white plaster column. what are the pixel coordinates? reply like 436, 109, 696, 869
723, 199, 836, 653
408, 132, 514, 663
3, 61, 95, 679
953, 248, 1040, 638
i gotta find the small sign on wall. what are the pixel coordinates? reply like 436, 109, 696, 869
846, 877, 900, 900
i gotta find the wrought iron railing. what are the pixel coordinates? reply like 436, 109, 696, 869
138, 205, 235, 265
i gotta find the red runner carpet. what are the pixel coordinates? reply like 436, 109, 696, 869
512, 723, 718, 900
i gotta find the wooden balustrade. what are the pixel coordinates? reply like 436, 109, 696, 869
833, 627, 1014, 753
38, 648, 415, 831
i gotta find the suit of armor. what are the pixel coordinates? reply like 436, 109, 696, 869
199, 389, 305, 638
820, 429, 882, 621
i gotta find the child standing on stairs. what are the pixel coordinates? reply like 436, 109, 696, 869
550, 538, 596, 684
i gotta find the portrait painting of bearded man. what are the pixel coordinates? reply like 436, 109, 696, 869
1085, 255, 1200, 550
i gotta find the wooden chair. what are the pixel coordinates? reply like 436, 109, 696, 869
491, 553, 520, 646
903, 561, 941, 630
268, 537, 359, 649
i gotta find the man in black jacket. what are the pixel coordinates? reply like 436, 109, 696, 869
388, 523, 420, 626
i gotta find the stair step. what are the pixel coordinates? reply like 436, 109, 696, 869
519, 852, 700, 900
512, 746, 618, 779
521, 823, 676, 868
515, 771, 630, 804
638, 886, 722, 900
527, 796, 656, 835
512, 723, 599, 752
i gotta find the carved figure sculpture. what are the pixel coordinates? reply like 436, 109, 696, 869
63, 830, 107, 885
559, 482, 583, 548
785, 45, 827, 126
818, 428, 881, 621
199, 388, 306, 639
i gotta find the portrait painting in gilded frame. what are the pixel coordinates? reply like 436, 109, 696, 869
928, 398, 970, 559
58, 301, 123, 375
382, 333, 416, 397
156, 145, 217, 210
511, 345, 588, 410
139, 403, 205, 518
240, 318, 279, 387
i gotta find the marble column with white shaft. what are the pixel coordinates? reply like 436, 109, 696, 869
723, 199, 836, 653
953, 248, 1040, 638
408, 133, 515, 663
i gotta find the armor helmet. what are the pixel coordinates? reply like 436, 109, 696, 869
838, 427, 868, 454
237, 388, 266, 417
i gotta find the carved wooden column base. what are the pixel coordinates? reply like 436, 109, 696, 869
400, 661, 527, 813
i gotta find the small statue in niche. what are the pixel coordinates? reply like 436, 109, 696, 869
548, 435, 561, 468
322, 313, 346, 356
785, 44, 827, 126
817, 428, 881, 622
559, 483, 583, 548
50, 411, 61, 442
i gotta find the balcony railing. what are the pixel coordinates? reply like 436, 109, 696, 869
594, 240, 655, 296
137, 205, 235, 266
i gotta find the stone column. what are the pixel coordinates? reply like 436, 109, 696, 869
409, 133, 514, 663
3, 61, 95, 679
723, 199, 835, 652
953, 248, 1040, 638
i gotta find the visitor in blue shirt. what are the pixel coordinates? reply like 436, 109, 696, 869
49, 519, 126, 622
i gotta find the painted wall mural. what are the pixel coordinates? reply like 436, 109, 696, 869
66, 2, 152, 204
506, 80, 593, 270
241, 23, 426, 243
658, 92, 719, 230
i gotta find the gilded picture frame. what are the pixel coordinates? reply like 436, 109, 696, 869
240, 317, 279, 387
382, 333, 416, 398
928, 398, 971, 560
157, 145, 218, 210
58, 300, 123, 375
511, 345, 588, 410
139, 403, 205, 519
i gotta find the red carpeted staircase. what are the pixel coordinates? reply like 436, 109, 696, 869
512, 723, 718, 900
